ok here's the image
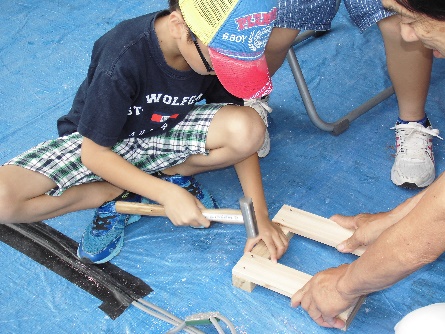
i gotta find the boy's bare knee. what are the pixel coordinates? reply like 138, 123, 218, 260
210, 105, 266, 156
230, 106, 265, 154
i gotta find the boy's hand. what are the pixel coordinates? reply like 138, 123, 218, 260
244, 218, 288, 262
161, 184, 211, 228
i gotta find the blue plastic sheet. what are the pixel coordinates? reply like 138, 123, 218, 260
1, 1, 445, 333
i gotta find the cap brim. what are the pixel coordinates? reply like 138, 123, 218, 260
209, 48, 272, 99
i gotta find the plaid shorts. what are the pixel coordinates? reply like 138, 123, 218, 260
5, 103, 224, 196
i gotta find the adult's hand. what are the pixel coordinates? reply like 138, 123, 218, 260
291, 265, 360, 329
330, 212, 393, 253
330, 185, 425, 253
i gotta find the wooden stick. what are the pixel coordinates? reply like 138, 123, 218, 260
274, 205, 366, 256
232, 252, 365, 330
115, 201, 244, 224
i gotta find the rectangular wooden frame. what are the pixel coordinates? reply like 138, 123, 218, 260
232, 205, 366, 330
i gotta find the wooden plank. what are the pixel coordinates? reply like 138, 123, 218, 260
233, 252, 311, 297
274, 205, 366, 256
232, 202, 366, 293
232, 252, 365, 330
231, 205, 368, 329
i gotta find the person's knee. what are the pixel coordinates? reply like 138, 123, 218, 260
265, 27, 300, 75
266, 27, 300, 54
226, 106, 266, 155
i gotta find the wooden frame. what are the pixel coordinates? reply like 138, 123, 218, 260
232, 205, 366, 330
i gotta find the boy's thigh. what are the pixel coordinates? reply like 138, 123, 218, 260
0, 164, 57, 199
4, 132, 97, 196
275, 0, 338, 31
3, 104, 224, 196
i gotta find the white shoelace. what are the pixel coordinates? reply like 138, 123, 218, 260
391, 122, 442, 140
391, 122, 442, 158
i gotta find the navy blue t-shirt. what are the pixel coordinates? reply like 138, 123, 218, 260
57, 10, 242, 147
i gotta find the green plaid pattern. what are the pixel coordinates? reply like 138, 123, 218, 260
5, 104, 223, 196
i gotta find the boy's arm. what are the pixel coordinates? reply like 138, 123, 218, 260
234, 154, 289, 262
81, 137, 210, 228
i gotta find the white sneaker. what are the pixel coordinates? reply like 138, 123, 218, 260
391, 122, 442, 188
244, 96, 272, 158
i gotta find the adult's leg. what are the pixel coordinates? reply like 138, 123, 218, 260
379, 16, 437, 188
378, 15, 433, 121
345, 0, 437, 187
265, 0, 338, 76
266, 28, 301, 76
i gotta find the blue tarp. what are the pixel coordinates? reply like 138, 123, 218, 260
1, 1, 444, 333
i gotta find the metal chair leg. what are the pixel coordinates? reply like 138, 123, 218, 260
287, 30, 394, 135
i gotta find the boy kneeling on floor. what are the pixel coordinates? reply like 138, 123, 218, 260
0, 0, 288, 264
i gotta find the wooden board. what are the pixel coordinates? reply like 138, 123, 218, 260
274, 205, 366, 256
232, 252, 365, 330
231, 204, 367, 330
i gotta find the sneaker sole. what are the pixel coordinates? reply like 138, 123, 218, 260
77, 234, 124, 264
391, 173, 435, 189
397, 182, 422, 189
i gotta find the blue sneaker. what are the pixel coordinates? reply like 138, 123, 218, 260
77, 191, 141, 264
77, 175, 217, 264
155, 172, 218, 209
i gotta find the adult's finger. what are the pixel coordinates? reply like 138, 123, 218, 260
336, 234, 361, 253
291, 288, 304, 307
330, 214, 358, 230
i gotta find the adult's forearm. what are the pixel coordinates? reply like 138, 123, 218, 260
337, 173, 445, 297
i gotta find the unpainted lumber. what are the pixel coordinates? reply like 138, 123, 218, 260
232, 252, 365, 330
274, 205, 366, 256
232, 204, 367, 330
